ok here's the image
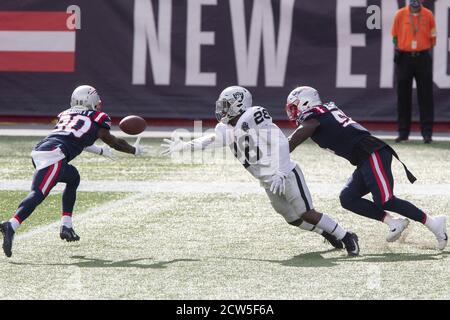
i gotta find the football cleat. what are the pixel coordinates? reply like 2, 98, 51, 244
341, 232, 360, 256
60, 226, 80, 242
386, 218, 410, 242
321, 232, 344, 249
431, 215, 448, 251
0, 221, 15, 258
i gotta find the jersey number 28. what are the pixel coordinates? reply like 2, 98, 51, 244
254, 108, 271, 125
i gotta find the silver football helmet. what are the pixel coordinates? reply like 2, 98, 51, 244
215, 86, 252, 124
285, 86, 322, 124
70, 85, 102, 111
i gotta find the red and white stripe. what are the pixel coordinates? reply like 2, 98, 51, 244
94, 112, 107, 123
369, 151, 393, 204
39, 161, 62, 196
0, 11, 76, 72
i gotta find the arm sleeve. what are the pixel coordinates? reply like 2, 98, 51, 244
186, 134, 220, 151
84, 144, 102, 155
92, 112, 112, 130
177, 123, 227, 152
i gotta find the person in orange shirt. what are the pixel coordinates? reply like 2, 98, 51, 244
391, 0, 436, 143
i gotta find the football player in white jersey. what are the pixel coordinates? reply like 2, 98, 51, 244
161, 86, 360, 256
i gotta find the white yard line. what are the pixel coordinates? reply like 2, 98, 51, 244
2, 179, 450, 196
15, 193, 145, 241
1, 127, 450, 141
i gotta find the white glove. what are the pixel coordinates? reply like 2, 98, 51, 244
100, 145, 114, 160
160, 137, 189, 156
133, 136, 145, 156
268, 172, 287, 196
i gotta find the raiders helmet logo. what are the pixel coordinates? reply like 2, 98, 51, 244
233, 92, 244, 102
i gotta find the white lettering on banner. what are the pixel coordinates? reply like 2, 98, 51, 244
129, 0, 449, 89
379, 0, 398, 88
186, 0, 217, 86
229, 0, 294, 87
336, 0, 367, 88
132, 0, 172, 85
366, 5, 381, 30
434, 0, 450, 88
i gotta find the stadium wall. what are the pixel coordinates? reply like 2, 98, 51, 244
0, 0, 449, 122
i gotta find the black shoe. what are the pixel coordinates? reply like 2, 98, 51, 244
395, 136, 408, 143
321, 232, 344, 249
341, 232, 360, 256
0, 221, 15, 258
423, 137, 432, 144
60, 226, 80, 242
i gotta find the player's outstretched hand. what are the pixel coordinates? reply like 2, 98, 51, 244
101, 145, 115, 160
268, 172, 287, 195
133, 136, 145, 157
160, 137, 188, 156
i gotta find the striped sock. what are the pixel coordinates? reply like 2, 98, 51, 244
298, 221, 323, 235
61, 213, 73, 228
316, 214, 347, 240
8, 216, 21, 232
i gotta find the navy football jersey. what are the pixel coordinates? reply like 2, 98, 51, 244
303, 102, 384, 165
36, 108, 112, 162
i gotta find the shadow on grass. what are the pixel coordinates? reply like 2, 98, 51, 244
10, 256, 199, 269
222, 250, 449, 268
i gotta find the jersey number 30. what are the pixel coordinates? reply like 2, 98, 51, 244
53, 114, 92, 138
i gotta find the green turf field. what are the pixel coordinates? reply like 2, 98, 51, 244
0, 136, 449, 299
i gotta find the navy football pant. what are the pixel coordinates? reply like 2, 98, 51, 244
13, 159, 80, 224
339, 147, 426, 223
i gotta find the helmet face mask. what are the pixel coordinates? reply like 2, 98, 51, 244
285, 86, 322, 125
215, 99, 232, 123
285, 101, 300, 123
215, 86, 252, 124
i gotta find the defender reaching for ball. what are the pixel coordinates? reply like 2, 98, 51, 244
161, 86, 360, 256
285, 86, 447, 250
0, 85, 145, 258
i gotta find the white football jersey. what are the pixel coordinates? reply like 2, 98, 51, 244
215, 106, 296, 182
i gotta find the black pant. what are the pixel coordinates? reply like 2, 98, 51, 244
396, 50, 434, 139
14, 156, 80, 224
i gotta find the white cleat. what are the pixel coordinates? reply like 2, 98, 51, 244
386, 218, 410, 242
432, 215, 448, 251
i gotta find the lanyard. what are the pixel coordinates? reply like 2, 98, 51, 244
409, 12, 422, 37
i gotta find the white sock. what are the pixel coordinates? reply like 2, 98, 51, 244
61, 215, 73, 228
316, 214, 347, 240
298, 221, 323, 235
424, 214, 436, 231
8, 217, 21, 232
383, 212, 395, 227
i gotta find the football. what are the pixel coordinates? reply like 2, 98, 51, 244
119, 115, 147, 135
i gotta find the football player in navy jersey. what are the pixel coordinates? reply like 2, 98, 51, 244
0, 85, 145, 258
285, 86, 447, 250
